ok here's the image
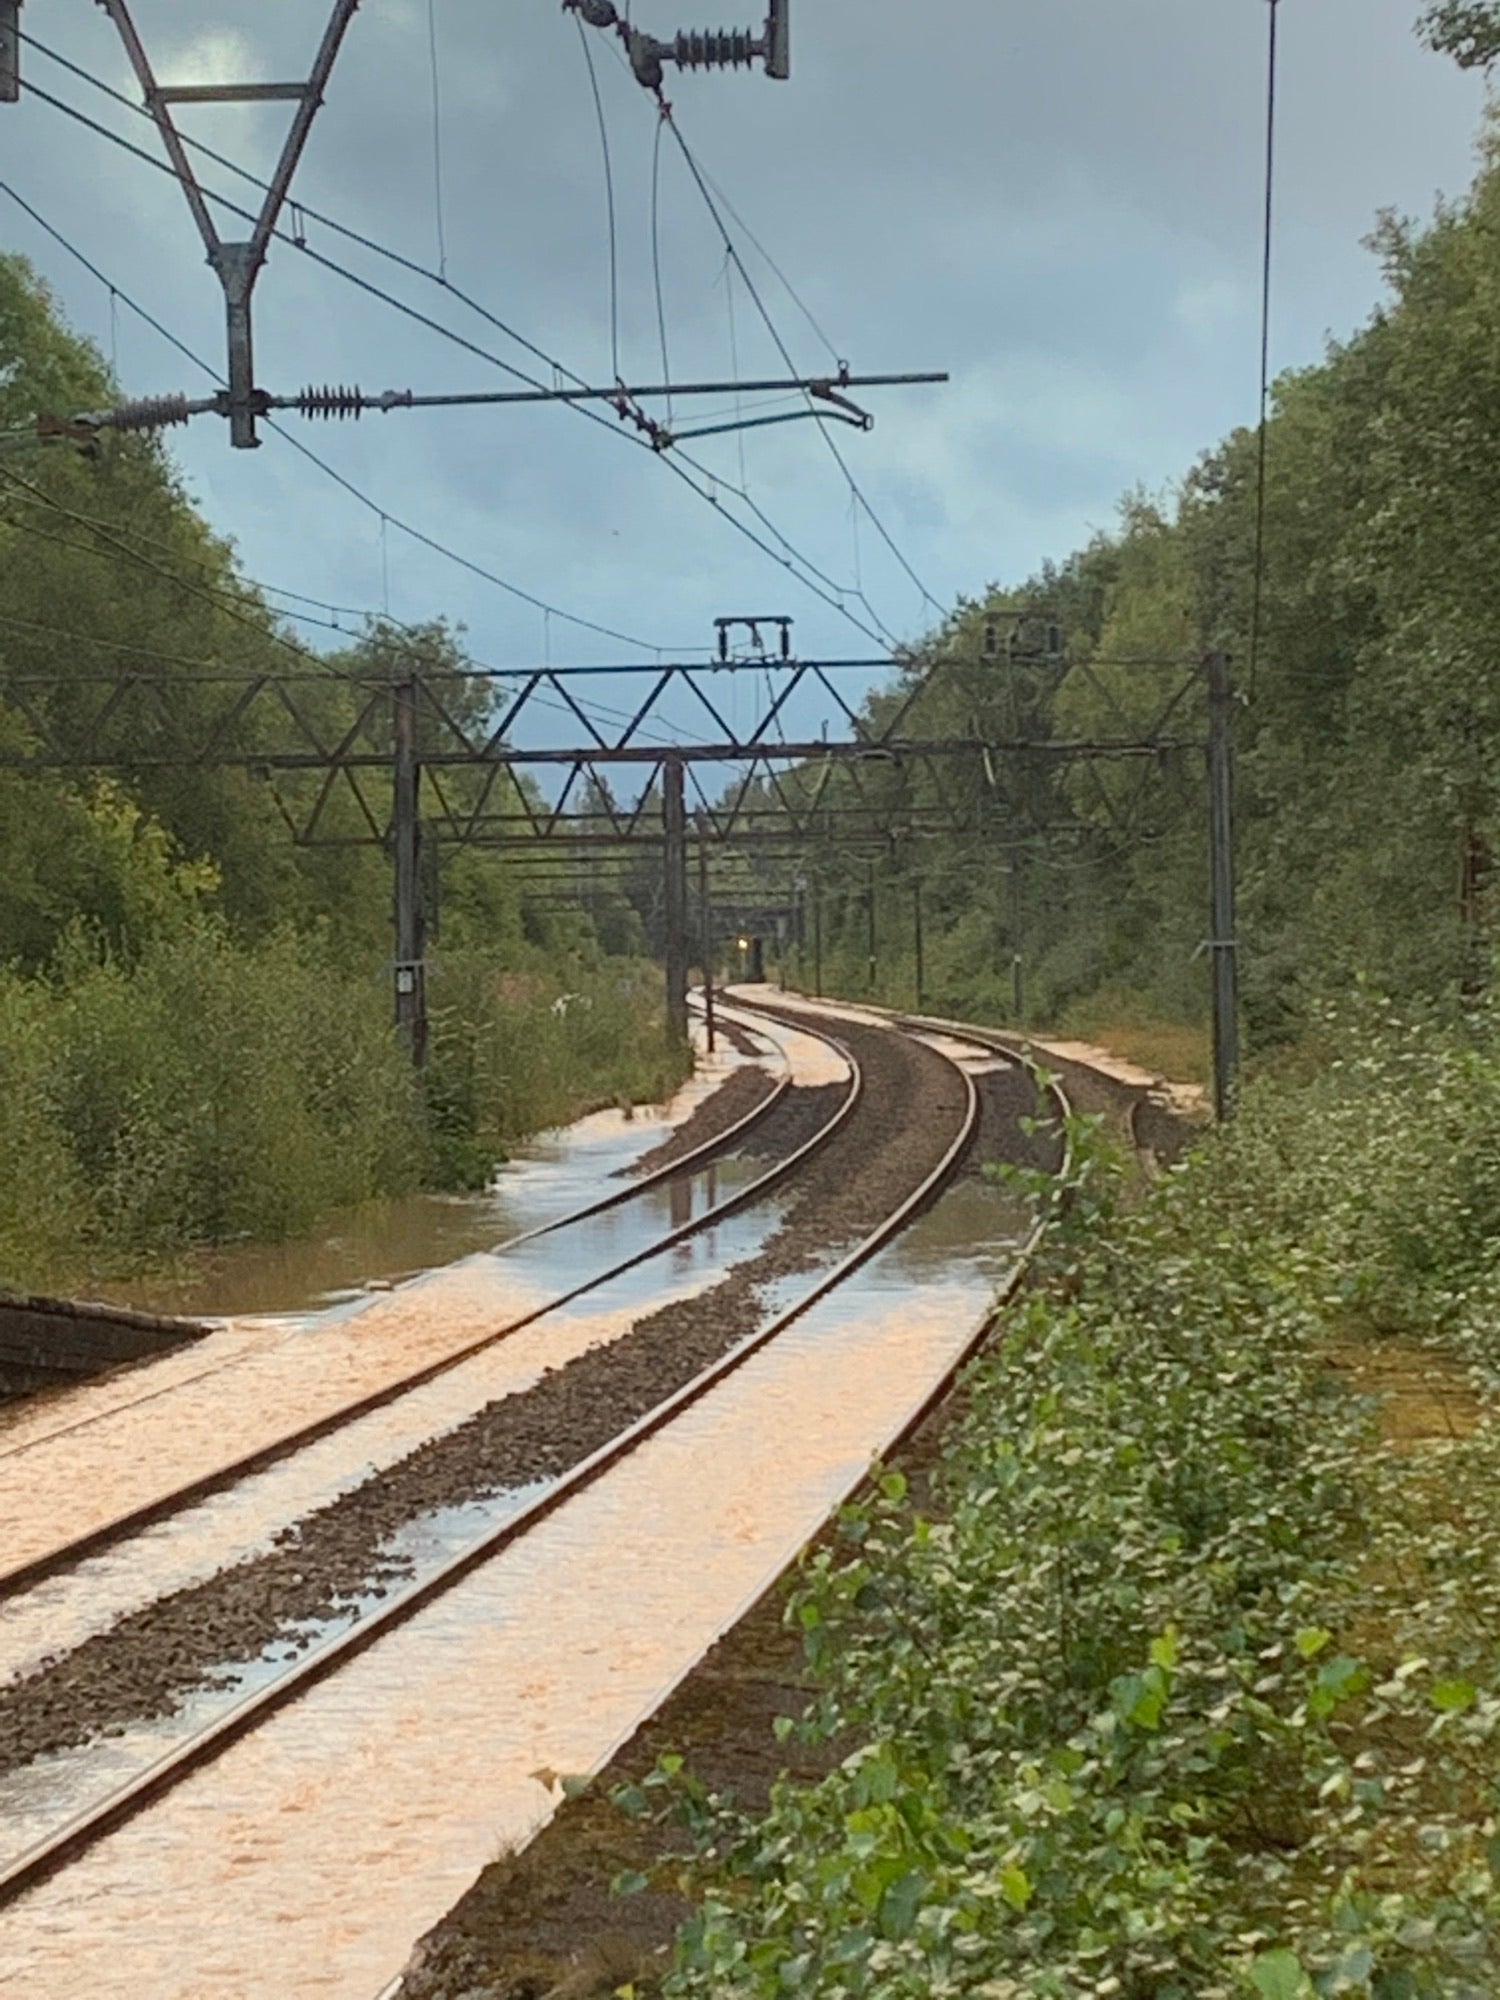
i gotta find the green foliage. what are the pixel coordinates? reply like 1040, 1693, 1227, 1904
638, 1013, 1500, 1995
985, 1068, 1123, 1264
0, 257, 694, 1289
0, 925, 687, 1289
424, 957, 689, 1188
1419, 2, 1500, 68
754, 106, 1500, 1055
0, 921, 422, 1283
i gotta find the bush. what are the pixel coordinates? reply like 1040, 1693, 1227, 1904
0, 921, 690, 1290
424, 953, 690, 1188
0, 920, 423, 1283
641, 1005, 1500, 1997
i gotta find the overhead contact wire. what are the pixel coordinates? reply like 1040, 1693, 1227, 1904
662, 111, 939, 624
426, 0, 449, 280
17, 33, 887, 648
651, 111, 674, 426
0, 181, 673, 656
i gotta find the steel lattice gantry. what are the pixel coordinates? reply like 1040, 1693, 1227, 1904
0, 648, 1217, 1065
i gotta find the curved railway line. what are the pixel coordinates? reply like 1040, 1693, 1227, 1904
0, 993, 1068, 1996
0, 1009, 853, 1600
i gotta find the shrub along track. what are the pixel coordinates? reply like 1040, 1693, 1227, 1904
0, 1014, 971, 1815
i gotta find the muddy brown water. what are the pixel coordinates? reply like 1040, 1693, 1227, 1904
0, 1026, 952, 1781
0, 1042, 1038, 2000
98, 1122, 714, 1323
0, 1012, 1056, 2000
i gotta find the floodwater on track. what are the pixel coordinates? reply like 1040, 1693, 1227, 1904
92, 1025, 783, 1322
0, 1165, 1035, 2000
0, 1194, 795, 1698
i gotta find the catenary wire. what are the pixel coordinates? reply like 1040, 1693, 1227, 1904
722, 252, 750, 494
0, 468, 365, 679
660, 108, 940, 623
0, 453, 706, 743
15, 33, 893, 647
426, 0, 449, 280
0, 179, 678, 656
574, 13, 621, 381
690, 151, 843, 370
651, 111, 674, 426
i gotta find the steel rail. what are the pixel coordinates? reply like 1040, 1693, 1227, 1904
440, 1017, 794, 1254
0, 1032, 800, 1488
0, 1006, 980, 1911
371, 1014, 1061, 2000
0, 1016, 860, 1601
0, 1032, 795, 1479
714, 990, 1083, 1446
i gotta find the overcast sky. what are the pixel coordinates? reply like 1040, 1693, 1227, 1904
3, 0, 1490, 700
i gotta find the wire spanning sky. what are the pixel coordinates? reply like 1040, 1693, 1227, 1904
0, 0, 1488, 678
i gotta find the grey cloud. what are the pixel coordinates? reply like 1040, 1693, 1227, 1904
3, 0, 1489, 688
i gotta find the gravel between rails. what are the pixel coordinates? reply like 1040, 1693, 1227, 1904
0, 1021, 967, 1780
618, 1063, 778, 1179
965, 1055, 1064, 1180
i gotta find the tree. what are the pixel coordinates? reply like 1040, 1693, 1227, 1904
1418, 2, 1500, 68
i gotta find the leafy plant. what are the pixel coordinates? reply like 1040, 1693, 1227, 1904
634, 1007, 1500, 1996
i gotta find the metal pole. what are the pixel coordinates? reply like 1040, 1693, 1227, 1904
697, 832, 716, 1054
0, 4, 20, 104
219, 246, 259, 450
1206, 650, 1240, 1120
866, 858, 878, 992
392, 674, 426, 1067
96, 0, 361, 448
663, 755, 689, 1044
813, 882, 823, 997
1009, 857, 1025, 1025
913, 879, 926, 1010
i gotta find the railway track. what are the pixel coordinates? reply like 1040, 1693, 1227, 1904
0, 997, 1042, 1995
0, 1008, 849, 1599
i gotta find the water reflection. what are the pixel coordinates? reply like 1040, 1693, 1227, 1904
98, 1051, 775, 1322
0, 1168, 1031, 2000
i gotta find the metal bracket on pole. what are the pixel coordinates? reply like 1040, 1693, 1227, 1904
0, 3, 20, 104
93, 0, 361, 447
392, 673, 427, 1067
715, 614, 793, 663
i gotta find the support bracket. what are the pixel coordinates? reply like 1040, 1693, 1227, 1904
93, 0, 361, 447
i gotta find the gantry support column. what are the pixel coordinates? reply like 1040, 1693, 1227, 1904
663, 755, 689, 1045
